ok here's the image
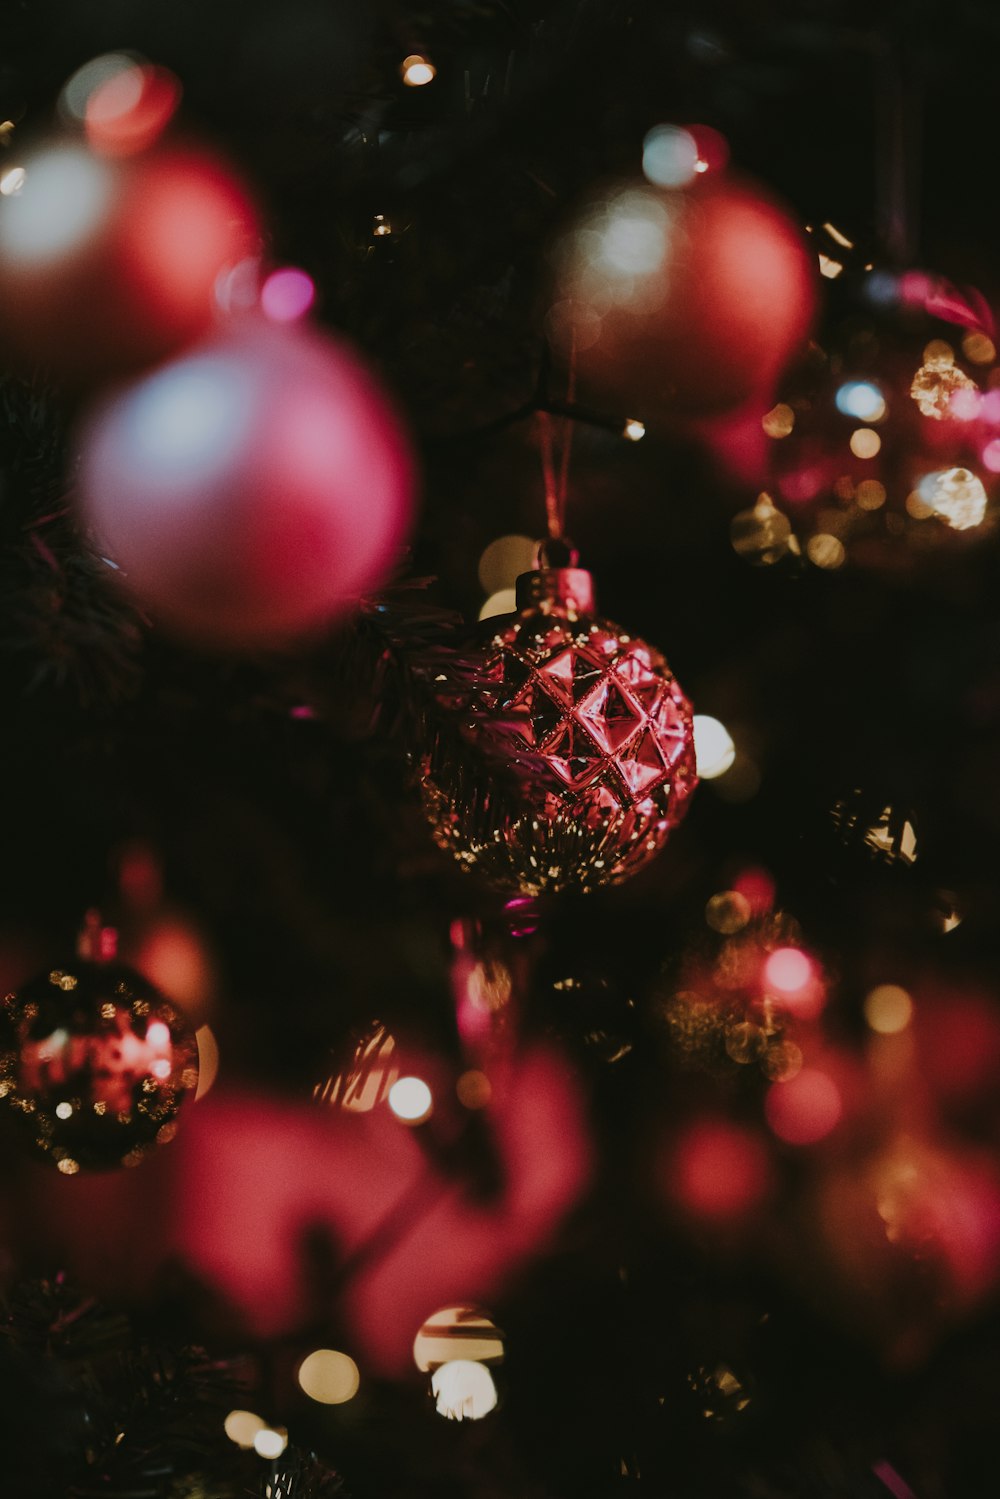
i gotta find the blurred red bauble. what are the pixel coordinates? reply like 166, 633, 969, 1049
0, 951, 198, 1172
814, 1134, 1000, 1366
77, 320, 417, 647
547, 174, 816, 419
0, 139, 258, 381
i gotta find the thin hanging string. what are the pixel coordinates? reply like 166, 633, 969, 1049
538, 410, 561, 540
538, 327, 577, 542
556, 327, 577, 529
874, 20, 923, 266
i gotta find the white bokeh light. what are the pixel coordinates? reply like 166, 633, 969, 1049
388, 1075, 433, 1123
431, 1360, 498, 1421
693, 715, 736, 779
642, 124, 700, 188
596, 192, 669, 276
0, 147, 114, 262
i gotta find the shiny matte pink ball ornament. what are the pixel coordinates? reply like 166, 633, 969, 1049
422, 551, 697, 894
77, 320, 417, 647
548, 175, 816, 420
0, 141, 259, 382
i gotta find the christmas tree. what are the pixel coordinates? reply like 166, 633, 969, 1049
2, 3, 999, 1496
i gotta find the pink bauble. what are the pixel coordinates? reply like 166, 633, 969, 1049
77, 321, 417, 646
0, 140, 258, 381
548, 174, 816, 418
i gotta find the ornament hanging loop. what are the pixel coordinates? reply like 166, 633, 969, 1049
76, 909, 119, 963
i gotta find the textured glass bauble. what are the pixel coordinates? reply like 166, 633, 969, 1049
422, 566, 697, 894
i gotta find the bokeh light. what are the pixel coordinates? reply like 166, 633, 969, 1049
59, 53, 137, 123
253, 1427, 288, 1459
835, 381, 886, 422
85, 62, 182, 155
431, 1360, 498, 1421
764, 947, 811, 995
261, 267, 316, 323
765, 1068, 842, 1145
641, 124, 700, 188
0, 166, 26, 197
297, 1348, 360, 1405
849, 428, 881, 459
413, 1306, 505, 1372
477, 534, 538, 594
623, 418, 646, 441
762, 403, 795, 438
402, 54, 436, 86
456, 1069, 492, 1109
0, 146, 113, 262
963, 330, 995, 364
864, 984, 913, 1035
388, 1075, 433, 1123
478, 588, 517, 622
673, 1118, 772, 1220
918, 466, 987, 530
313, 1021, 399, 1112
194, 1025, 219, 1100
693, 715, 736, 778
224, 1409, 266, 1449
806, 533, 846, 569
705, 890, 751, 935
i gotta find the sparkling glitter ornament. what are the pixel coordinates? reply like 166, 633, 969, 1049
421, 553, 696, 894
0, 920, 199, 1171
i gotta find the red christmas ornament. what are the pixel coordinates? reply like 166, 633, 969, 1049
0, 139, 258, 381
77, 320, 417, 647
0, 920, 199, 1172
422, 553, 697, 894
548, 174, 816, 419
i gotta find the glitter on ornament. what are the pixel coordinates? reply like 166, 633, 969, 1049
421, 556, 697, 895
0, 927, 199, 1170
910, 348, 977, 419
917, 466, 988, 530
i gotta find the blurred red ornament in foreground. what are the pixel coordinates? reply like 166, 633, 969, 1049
0, 140, 258, 381
17, 1046, 588, 1377
0, 954, 198, 1171
815, 1135, 1000, 1366
85, 62, 183, 157
548, 174, 816, 419
670, 1117, 772, 1222
765, 1066, 842, 1145
77, 320, 417, 647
